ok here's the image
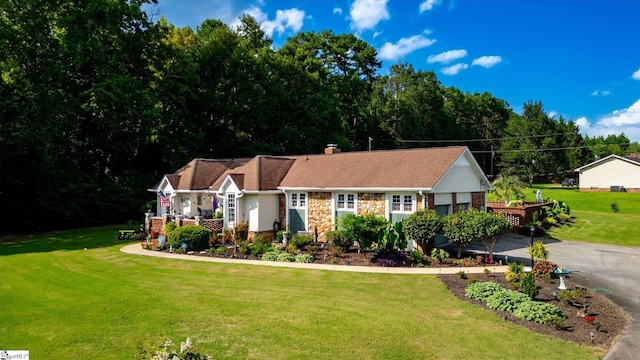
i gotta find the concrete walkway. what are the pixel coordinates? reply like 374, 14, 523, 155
120, 243, 508, 274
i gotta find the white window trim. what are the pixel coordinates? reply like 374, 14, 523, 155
335, 193, 356, 212
227, 193, 236, 224
390, 194, 416, 214
290, 192, 307, 209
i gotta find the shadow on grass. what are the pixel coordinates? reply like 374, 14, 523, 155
0, 225, 137, 256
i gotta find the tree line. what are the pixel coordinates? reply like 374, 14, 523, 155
1, 0, 637, 234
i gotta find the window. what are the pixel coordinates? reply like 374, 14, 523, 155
391, 194, 414, 213
227, 193, 235, 223
290, 193, 306, 208
197, 194, 203, 206
337, 193, 355, 210
457, 203, 470, 211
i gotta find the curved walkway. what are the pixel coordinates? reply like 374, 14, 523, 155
120, 243, 507, 274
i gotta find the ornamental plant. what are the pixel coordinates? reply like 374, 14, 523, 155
465, 281, 506, 301
403, 209, 443, 254
326, 230, 352, 251
442, 210, 476, 258
167, 226, 210, 251
339, 213, 388, 251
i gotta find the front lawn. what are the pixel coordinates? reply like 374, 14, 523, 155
0, 226, 603, 359
526, 185, 640, 246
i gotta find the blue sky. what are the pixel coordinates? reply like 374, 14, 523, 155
149, 0, 640, 143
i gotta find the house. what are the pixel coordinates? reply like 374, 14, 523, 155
575, 154, 640, 192
149, 145, 493, 246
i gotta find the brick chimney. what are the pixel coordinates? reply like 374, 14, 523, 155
324, 144, 341, 155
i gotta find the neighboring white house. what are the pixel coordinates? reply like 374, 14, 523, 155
575, 155, 640, 192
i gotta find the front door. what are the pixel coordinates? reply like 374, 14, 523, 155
289, 193, 307, 234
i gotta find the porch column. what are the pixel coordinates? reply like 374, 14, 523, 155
175, 215, 184, 227
144, 212, 154, 234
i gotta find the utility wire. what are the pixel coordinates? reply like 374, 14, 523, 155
399, 132, 571, 143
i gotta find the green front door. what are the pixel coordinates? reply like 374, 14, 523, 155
289, 209, 306, 234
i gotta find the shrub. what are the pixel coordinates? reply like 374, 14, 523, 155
456, 270, 467, 279
215, 246, 226, 256
454, 257, 476, 267
409, 250, 424, 264
430, 248, 450, 263
167, 226, 210, 251
163, 222, 178, 236
513, 301, 565, 324
610, 201, 619, 213
290, 234, 313, 249
556, 213, 572, 222
465, 281, 506, 301
275, 230, 285, 243
527, 241, 549, 261
339, 212, 388, 250
557, 287, 588, 306
136, 337, 210, 360
508, 261, 524, 274
276, 253, 296, 262
234, 222, 249, 242
262, 251, 278, 261
521, 272, 538, 299
486, 290, 530, 312
250, 235, 272, 256
237, 240, 250, 255
533, 261, 558, 277
295, 254, 314, 263
504, 270, 521, 282
467, 276, 478, 284
307, 244, 319, 256
329, 258, 338, 264
543, 217, 557, 226
326, 230, 352, 251
404, 209, 443, 254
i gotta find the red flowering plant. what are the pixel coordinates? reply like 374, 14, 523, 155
583, 315, 595, 324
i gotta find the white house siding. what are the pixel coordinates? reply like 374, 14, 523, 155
579, 158, 640, 190
456, 192, 471, 204
242, 195, 259, 231
257, 194, 280, 232
434, 193, 452, 206
433, 155, 483, 193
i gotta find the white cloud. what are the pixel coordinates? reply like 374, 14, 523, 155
632, 67, 640, 80
350, 0, 389, 32
373, 31, 383, 38
591, 90, 611, 97
576, 100, 640, 143
441, 63, 468, 76
333, 7, 342, 15
427, 49, 467, 64
378, 34, 437, 61
261, 8, 305, 37
471, 55, 502, 68
419, 0, 442, 13
548, 111, 557, 119
230, 6, 304, 38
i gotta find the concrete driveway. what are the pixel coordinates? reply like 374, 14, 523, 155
448, 234, 640, 360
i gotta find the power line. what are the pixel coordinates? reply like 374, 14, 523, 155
399, 132, 571, 143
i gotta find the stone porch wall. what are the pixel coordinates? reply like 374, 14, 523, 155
308, 192, 332, 242
357, 192, 386, 215
278, 194, 286, 231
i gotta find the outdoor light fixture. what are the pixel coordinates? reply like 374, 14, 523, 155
530, 224, 535, 268
590, 331, 595, 343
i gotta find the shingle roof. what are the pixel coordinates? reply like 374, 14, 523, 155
168, 158, 251, 190
279, 146, 466, 189
159, 146, 470, 192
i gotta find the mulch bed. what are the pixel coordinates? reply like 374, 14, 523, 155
439, 272, 627, 350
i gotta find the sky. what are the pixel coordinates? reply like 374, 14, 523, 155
148, 0, 640, 143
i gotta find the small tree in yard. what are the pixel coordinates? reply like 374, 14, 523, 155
475, 211, 512, 263
339, 213, 388, 252
403, 209, 443, 254
443, 211, 476, 258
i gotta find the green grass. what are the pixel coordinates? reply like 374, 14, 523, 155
0, 226, 603, 359
525, 184, 640, 246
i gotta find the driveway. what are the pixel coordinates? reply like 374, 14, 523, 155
450, 234, 640, 359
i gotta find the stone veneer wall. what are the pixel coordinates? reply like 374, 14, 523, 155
308, 192, 333, 242
357, 192, 386, 215
278, 194, 286, 231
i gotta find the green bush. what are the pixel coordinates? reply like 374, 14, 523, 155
215, 246, 226, 256
164, 222, 178, 235
486, 290, 530, 312
430, 248, 450, 263
465, 281, 506, 301
513, 302, 564, 324
237, 240, 250, 255
339, 212, 388, 250
276, 253, 296, 262
556, 213, 572, 222
521, 272, 538, 299
543, 217, 557, 226
557, 287, 587, 306
456, 270, 467, 279
262, 251, 278, 261
250, 235, 272, 256
409, 250, 424, 264
508, 261, 524, 274
290, 234, 313, 249
295, 254, 314, 263
527, 241, 549, 261
326, 230, 352, 251
167, 226, 210, 251
404, 209, 443, 254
